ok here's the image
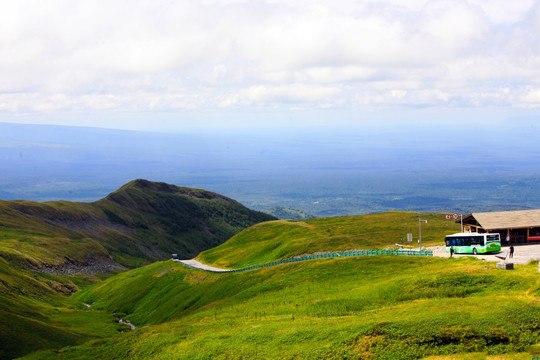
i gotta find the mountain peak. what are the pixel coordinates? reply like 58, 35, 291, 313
110, 179, 236, 204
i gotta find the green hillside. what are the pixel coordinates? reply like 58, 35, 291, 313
18, 212, 540, 359
1, 179, 275, 269
92, 179, 275, 266
0, 255, 126, 359
2, 186, 538, 359
198, 211, 459, 268
0, 180, 274, 359
26, 256, 540, 359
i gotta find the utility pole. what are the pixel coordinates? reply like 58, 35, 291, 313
419, 217, 427, 251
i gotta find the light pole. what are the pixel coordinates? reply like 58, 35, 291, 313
419, 218, 427, 251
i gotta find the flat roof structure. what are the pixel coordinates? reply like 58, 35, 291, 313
461, 209, 540, 244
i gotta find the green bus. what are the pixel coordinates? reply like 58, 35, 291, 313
445, 232, 501, 254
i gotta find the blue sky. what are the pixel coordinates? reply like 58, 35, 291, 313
1, 0, 539, 131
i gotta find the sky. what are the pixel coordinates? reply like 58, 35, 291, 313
1, 0, 540, 131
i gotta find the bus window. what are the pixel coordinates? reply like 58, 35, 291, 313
471, 236, 483, 246
487, 235, 498, 242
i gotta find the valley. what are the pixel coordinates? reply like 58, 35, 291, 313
0, 180, 538, 359
24, 253, 540, 359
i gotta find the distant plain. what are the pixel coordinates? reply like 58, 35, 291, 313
2, 121, 540, 216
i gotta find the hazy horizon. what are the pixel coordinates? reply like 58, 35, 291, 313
2, 121, 540, 217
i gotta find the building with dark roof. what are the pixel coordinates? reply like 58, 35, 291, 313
461, 209, 540, 245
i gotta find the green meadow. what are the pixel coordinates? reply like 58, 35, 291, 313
3, 210, 539, 359
24, 255, 540, 359
198, 212, 457, 268
0, 255, 126, 359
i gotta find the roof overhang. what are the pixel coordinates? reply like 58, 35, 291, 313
460, 209, 540, 230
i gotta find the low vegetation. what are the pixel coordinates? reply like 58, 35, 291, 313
1, 183, 537, 359
0, 180, 274, 358
0, 255, 126, 359
25, 256, 540, 359
198, 211, 458, 268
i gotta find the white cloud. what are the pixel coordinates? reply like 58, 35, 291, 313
242, 83, 342, 104
469, 0, 536, 24
0, 0, 539, 128
516, 88, 540, 108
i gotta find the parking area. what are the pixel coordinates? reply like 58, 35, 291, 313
430, 243, 540, 264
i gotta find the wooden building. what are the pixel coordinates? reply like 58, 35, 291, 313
461, 209, 540, 245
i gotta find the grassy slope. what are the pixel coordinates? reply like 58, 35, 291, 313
94, 179, 275, 266
26, 256, 540, 359
0, 179, 274, 359
1, 179, 275, 269
198, 211, 458, 268
0, 204, 122, 359
2, 195, 537, 360
0, 256, 125, 359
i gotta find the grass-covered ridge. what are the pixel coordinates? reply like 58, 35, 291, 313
0, 179, 275, 359
198, 211, 458, 268
29, 256, 540, 359
0, 179, 275, 269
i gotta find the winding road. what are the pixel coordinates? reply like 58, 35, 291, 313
176, 244, 540, 272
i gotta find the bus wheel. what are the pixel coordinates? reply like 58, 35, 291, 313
473, 248, 477, 255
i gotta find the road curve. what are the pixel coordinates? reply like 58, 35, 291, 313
174, 250, 433, 273
174, 244, 540, 273
175, 259, 232, 272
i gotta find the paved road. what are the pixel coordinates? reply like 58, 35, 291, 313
175, 259, 232, 272
430, 243, 540, 265
175, 244, 540, 273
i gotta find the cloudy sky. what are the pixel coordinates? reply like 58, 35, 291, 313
1, 0, 539, 131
